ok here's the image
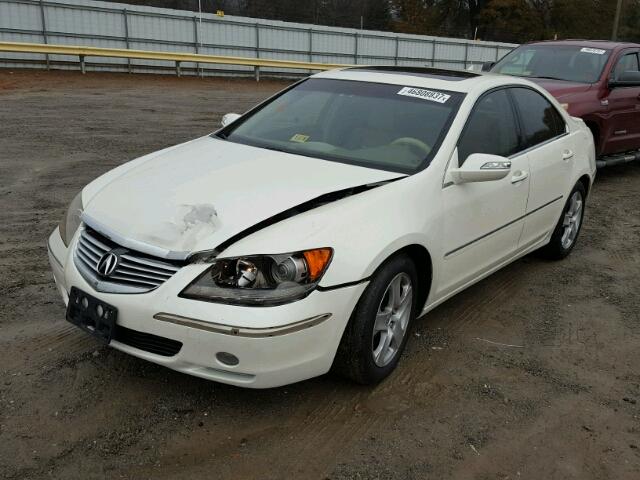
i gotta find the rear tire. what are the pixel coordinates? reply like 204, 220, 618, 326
539, 182, 586, 260
333, 254, 418, 385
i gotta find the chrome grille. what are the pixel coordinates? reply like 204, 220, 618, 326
74, 227, 183, 294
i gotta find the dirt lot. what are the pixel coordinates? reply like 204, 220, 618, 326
0, 70, 639, 480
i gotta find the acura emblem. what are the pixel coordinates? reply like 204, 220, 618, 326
96, 251, 119, 277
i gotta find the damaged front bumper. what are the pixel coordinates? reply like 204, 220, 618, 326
47, 227, 366, 388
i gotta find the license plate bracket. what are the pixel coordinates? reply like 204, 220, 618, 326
66, 287, 117, 344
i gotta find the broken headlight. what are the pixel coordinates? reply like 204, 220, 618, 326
59, 190, 84, 247
180, 248, 333, 306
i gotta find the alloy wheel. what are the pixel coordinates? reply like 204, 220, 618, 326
561, 190, 583, 249
372, 272, 413, 367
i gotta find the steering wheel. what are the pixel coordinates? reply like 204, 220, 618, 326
390, 137, 431, 157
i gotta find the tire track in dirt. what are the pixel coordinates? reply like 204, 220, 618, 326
274, 392, 384, 478
4, 323, 98, 371
252, 267, 528, 478
431, 267, 525, 337
608, 250, 640, 266
266, 352, 449, 478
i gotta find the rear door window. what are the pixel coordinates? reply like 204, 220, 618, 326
509, 87, 566, 149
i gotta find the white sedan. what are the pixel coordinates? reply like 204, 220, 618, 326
48, 67, 596, 388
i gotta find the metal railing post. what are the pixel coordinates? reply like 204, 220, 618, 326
254, 23, 260, 82
193, 15, 201, 77
38, 0, 49, 70
123, 9, 131, 73
394, 36, 399, 66
431, 39, 436, 67
354, 33, 358, 64
463, 42, 469, 70
79, 54, 85, 74
308, 28, 314, 75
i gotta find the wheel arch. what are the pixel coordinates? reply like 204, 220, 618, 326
578, 174, 591, 198
401, 244, 432, 314
369, 243, 433, 314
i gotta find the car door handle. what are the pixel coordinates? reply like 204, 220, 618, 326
562, 149, 574, 160
511, 171, 529, 184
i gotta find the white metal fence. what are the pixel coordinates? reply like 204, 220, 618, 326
0, 0, 517, 76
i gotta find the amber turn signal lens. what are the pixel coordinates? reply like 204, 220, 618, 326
303, 248, 333, 281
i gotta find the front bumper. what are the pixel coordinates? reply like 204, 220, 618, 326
47, 228, 366, 388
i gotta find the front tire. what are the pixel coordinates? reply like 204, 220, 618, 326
540, 182, 586, 260
333, 254, 418, 385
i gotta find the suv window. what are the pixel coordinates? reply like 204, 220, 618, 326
457, 89, 520, 165
510, 87, 565, 149
614, 52, 640, 79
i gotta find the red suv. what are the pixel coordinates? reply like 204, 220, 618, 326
486, 40, 640, 167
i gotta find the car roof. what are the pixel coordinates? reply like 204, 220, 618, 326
313, 66, 536, 94
524, 39, 639, 50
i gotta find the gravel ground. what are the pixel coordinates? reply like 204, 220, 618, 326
0, 70, 639, 480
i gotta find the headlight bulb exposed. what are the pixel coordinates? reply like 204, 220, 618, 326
235, 259, 258, 287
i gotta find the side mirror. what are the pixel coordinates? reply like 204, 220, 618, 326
481, 61, 495, 72
450, 153, 512, 184
609, 71, 640, 88
221, 113, 241, 127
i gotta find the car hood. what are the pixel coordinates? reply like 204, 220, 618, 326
527, 78, 592, 99
82, 136, 403, 259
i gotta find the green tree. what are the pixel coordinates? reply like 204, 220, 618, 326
550, 0, 617, 40
478, 0, 548, 42
619, 0, 640, 41
363, 0, 393, 30
390, 1, 470, 37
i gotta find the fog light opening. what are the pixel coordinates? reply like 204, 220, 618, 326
216, 352, 239, 366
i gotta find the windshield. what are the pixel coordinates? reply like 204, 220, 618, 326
492, 45, 611, 83
216, 78, 463, 173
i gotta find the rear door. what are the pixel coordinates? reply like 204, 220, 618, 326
605, 49, 640, 155
509, 87, 574, 248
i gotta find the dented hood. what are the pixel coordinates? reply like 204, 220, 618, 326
83, 136, 402, 258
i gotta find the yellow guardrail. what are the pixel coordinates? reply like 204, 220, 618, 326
0, 41, 349, 79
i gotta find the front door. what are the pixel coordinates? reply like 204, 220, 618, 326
439, 88, 530, 297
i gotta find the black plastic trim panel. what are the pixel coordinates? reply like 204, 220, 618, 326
113, 325, 183, 357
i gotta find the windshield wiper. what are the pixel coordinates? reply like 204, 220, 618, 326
530, 75, 568, 81
257, 144, 291, 154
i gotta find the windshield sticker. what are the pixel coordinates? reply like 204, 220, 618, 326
397, 87, 450, 103
580, 47, 606, 55
290, 133, 310, 143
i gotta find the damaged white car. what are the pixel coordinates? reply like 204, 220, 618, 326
49, 66, 596, 388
